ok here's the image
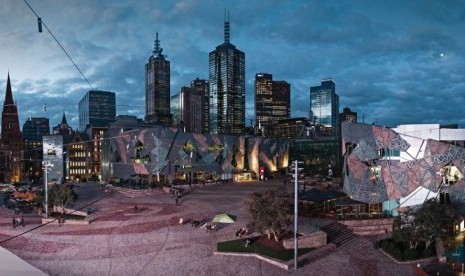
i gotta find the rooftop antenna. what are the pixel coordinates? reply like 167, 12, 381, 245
224, 9, 230, 43
153, 32, 162, 55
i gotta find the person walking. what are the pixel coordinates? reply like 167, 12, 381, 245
175, 193, 179, 205
12, 216, 16, 228
20, 215, 25, 227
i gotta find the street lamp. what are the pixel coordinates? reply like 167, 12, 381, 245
292, 160, 303, 269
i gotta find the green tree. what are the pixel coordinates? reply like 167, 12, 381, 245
246, 188, 292, 241
392, 199, 458, 249
49, 185, 77, 215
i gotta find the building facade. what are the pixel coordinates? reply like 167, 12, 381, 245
209, 12, 245, 135
102, 125, 289, 184
310, 79, 339, 137
0, 74, 23, 183
78, 90, 116, 131
22, 117, 50, 183
191, 78, 209, 133
254, 73, 290, 136
172, 87, 204, 133
145, 32, 172, 126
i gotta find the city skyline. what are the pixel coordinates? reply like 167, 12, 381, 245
1, 0, 464, 130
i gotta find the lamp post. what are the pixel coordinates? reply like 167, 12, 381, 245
293, 160, 303, 270
43, 161, 49, 217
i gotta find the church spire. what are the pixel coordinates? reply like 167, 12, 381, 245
4, 72, 14, 106
224, 9, 230, 43
61, 111, 68, 125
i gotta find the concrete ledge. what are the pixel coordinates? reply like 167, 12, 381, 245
214, 242, 337, 270
283, 231, 327, 249
42, 218, 90, 225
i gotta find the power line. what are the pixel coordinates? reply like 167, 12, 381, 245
23, 0, 95, 91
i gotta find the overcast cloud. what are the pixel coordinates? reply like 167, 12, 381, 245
1, 0, 465, 130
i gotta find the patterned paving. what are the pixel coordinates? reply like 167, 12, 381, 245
0, 180, 418, 276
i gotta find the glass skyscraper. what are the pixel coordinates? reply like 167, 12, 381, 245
310, 79, 339, 137
78, 90, 116, 131
254, 73, 290, 136
145, 32, 172, 126
209, 12, 245, 135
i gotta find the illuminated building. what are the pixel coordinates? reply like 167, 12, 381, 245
145, 32, 172, 126
254, 73, 290, 136
0, 73, 23, 183
209, 11, 245, 135
191, 78, 209, 133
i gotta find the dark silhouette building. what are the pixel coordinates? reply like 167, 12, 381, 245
78, 90, 116, 131
145, 32, 172, 126
22, 117, 50, 183
191, 78, 209, 133
0, 73, 23, 183
209, 10, 245, 135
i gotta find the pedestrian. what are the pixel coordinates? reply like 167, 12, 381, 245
12, 216, 16, 228
20, 215, 25, 227
175, 194, 179, 205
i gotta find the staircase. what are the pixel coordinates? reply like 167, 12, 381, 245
320, 221, 357, 247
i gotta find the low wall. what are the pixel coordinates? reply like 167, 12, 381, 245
340, 218, 395, 235
283, 231, 327, 249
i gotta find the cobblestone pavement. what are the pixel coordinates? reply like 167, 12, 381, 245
0, 180, 417, 276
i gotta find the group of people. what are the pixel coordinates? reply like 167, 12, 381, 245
235, 227, 249, 237
204, 222, 217, 233
12, 215, 25, 228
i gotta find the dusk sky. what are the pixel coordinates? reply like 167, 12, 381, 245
1, 0, 464, 130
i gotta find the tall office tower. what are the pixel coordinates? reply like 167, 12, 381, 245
22, 117, 50, 182
191, 78, 209, 133
0, 73, 23, 182
78, 90, 116, 131
310, 79, 339, 137
145, 32, 172, 126
171, 87, 204, 133
254, 73, 290, 136
209, 11, 245, 135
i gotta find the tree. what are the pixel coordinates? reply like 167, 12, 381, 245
392, 198, 458, 249
49, 185, 77, 215
246, 188, 292, 241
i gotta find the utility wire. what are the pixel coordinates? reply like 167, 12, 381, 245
23, 0, 95, 91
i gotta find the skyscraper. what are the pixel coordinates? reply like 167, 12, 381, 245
310, 79, 339, 137
145, 32, 172, 126
191, 78, 209, 133
0, 73, 23, 183
254, 73, 290, 136
171, 87, 204, 133
78, 90, 116, 131
22, 117, 49, 182
209, 11, 245, 135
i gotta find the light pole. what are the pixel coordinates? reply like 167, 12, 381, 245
293, 160, 303, 270
43, 161, 49, 217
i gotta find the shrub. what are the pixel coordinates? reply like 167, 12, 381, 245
403, 248, 417, 260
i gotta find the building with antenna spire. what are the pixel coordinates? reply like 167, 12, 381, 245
145, 32, 172, 126
0, 73, 23, 183
209, 10, 245, 135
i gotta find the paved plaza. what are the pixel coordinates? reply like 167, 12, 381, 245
0, 180, 419, 275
